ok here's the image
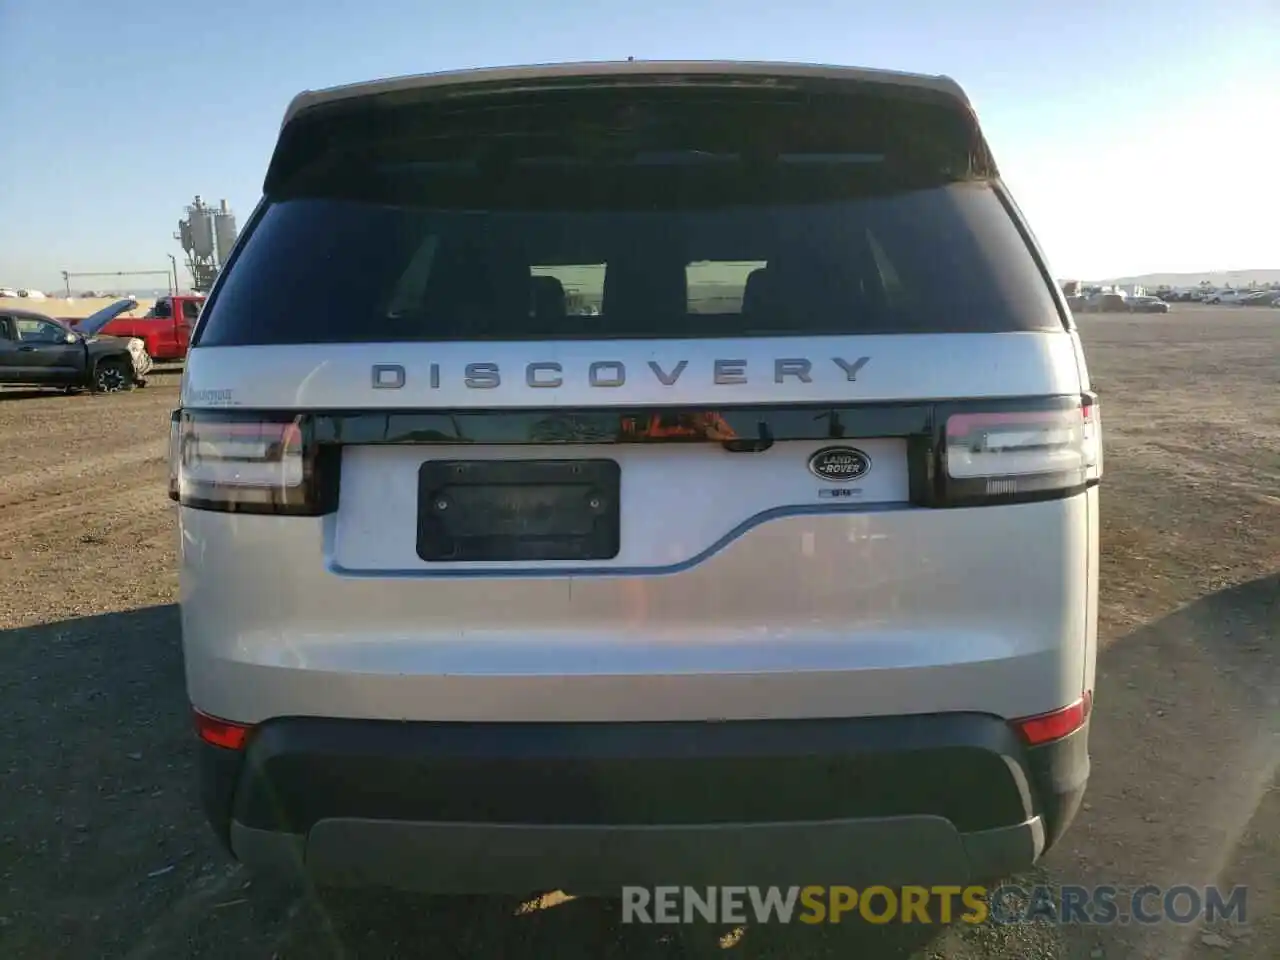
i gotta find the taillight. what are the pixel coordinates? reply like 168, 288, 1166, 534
168, 409, 337, 514
923, 394, 1101, 507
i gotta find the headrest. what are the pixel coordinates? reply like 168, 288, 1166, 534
421, 244, 530, 333
602, 253, 688, 324
531, 274, 566, 319
742, 267, 773, 316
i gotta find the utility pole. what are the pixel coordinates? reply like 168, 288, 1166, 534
167, 254, 179, 294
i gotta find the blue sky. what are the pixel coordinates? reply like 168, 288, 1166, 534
1, 0, 1276, 291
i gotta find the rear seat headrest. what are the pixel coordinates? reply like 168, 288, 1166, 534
602, 254, 687, 322
420, 244, 530, 332
742, 267, 773, 315
531, 275, 566, 319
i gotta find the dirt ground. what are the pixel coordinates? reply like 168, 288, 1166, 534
0, 306, 1275, 959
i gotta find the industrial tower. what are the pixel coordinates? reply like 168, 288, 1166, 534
175, 196, 238, 292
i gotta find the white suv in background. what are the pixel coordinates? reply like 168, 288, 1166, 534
171, 61, 1102, 894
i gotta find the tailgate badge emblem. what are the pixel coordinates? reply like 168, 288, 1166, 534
808, 446, 871, 482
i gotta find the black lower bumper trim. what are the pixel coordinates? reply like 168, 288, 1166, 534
229, 814, 1047, 893
199, 713, 1089, 850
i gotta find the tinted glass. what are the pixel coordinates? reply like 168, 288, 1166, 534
198, 86, 1061, 345
198, 182, 1061, 345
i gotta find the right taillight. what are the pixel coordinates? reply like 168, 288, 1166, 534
925, 394, 1101, 507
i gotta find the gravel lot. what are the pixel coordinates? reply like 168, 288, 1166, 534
1, 306, 1275, 959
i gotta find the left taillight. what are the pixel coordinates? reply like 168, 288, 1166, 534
168, 409, 337, 515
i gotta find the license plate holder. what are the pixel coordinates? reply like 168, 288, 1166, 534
417, 459, 621, 562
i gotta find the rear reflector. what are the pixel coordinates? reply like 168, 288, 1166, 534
1013, 692, 1092, 746
169, 409, 336, 515
193, 708, 252, 750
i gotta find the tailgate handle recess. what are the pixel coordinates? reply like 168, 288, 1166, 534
722, 421, 774, 453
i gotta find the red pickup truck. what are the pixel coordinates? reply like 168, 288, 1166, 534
81, 294, 205, 362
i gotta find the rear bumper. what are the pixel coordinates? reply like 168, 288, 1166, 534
200, 713, 1089, 893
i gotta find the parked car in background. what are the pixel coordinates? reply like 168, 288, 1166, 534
1126, 295, 1171, 314
0, 299, 151, 392
1081, 292, 1130, 313
75, 293, 204, 361
1203, 289, 1254, 305
1235, 290, 1280, 307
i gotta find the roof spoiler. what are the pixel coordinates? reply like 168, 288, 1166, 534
265, 61, 993, 196
278, 60, 974, 133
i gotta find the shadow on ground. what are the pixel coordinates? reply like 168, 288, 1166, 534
1, 574, 1275, 959
0, 362, 179, 402
1026, 572, 1278, 960
0, 387, 74, 401
0, 605, 203, 959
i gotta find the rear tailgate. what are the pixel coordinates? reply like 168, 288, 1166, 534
177, 68, 1091, 722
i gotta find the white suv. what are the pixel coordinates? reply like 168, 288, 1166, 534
171, 61, 1102, 894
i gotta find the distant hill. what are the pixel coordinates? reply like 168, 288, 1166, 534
1091, 269, 1280, 289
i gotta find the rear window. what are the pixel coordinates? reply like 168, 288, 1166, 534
197, 84, 1062, 346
